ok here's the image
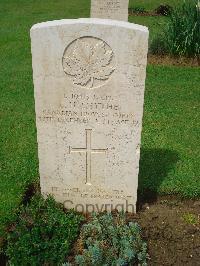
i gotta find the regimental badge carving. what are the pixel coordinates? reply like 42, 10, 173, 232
62, 37, 115, 89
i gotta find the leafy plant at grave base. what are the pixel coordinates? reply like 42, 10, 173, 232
74, 212, 148, 266
5, 194, 84, 266
150, 0, 200, 58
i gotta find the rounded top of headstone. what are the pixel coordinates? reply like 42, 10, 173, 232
31, 18, 149, 34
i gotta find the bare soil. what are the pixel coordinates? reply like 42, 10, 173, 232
128, 9, 162, 17
130, 196, 200, 266
148, 54, 200, 67
129, 12, 161, 17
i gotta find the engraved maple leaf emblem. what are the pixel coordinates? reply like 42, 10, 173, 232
63, 38, 115, 88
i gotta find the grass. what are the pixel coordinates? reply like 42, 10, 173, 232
129, 16, 168, 40
0, 0, 200, 236
140, 66, 200, 197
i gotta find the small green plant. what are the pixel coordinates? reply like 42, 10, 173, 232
75, 212, 148, 266
6, 194, 84, 266
183, 213, 199, 225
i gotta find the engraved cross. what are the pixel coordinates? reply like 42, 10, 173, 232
69, 129, 107, 185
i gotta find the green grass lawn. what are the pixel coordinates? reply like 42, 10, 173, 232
129, 15, 168, 40
0, 0, 200, 236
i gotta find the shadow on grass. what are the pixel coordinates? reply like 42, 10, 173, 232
0, 253, 6, 266
137, 148, 179, 209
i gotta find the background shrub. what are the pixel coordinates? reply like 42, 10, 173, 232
6, 195, 83, 266
155, 4, 173, 16
75, 212, 148, 266
151, 0, 200, 58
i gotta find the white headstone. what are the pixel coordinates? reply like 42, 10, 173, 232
31, 18, 148, 213
91, 0, 129, 21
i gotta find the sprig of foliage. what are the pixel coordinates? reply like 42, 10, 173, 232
75, 212, 148, 266
183, 213, 199, 225
6, 195, 84, 266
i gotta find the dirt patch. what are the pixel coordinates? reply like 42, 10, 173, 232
128, 9, 161, 17
128, 4, 172, 17
129, 197, 200, 266
129, 11, 161, 17
21, 182, 40, 205
148, 54, 200, 67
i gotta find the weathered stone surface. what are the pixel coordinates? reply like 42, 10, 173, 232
91, 0, 129, 21
31, 18, 148, 213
